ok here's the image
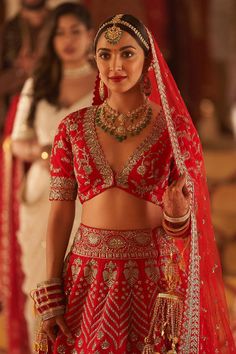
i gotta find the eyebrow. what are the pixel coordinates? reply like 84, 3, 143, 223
57, 24, 82, 29
97, 45, 136, 52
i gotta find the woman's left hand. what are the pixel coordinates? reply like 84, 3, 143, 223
162, 174, 190, 217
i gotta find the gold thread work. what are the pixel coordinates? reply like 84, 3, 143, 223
95, 14, 150, 50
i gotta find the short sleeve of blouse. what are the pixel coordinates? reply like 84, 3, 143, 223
49, 117, 77, 201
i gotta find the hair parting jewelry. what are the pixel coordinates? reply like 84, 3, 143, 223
104, 14, 123, 45
95, 99, 152, 142
95, 14, 150, 50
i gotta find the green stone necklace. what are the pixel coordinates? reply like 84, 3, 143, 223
95, 99, 152, 142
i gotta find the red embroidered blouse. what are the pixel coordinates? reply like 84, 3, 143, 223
49, 106, 174, 205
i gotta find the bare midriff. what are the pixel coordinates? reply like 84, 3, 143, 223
81, 188, 162, 230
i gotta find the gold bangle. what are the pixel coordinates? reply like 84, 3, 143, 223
163, 209, 190, 224
162, 219, 190, 237
162, 219, 190, 233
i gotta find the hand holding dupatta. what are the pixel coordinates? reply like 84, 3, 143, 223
42, 315, 72, 343
162, 174, 190, 218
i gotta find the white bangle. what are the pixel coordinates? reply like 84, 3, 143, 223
163, 209, 190, 223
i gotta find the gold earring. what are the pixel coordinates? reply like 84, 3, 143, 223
99, 78, 105, 101
141, 74, 151, 97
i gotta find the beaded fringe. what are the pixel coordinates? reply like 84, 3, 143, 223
33, 321, 49, 353
142, 293, 183, 354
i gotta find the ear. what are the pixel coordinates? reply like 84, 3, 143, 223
142, 53, 152, 74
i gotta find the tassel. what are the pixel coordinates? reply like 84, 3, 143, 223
142, 337, 155, 354
142, 343, 155, 354
143, 252, 184, 353
33, 321, 49, 353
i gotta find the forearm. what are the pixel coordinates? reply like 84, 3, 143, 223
12, 140, 50, 162
46, 201, 75, 279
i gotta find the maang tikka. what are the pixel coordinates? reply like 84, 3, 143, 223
104, 14, 123, 45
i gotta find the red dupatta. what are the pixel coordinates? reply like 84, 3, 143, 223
149, 30, 235, 354
0, 96, 30, 354
93, 30, 235, 353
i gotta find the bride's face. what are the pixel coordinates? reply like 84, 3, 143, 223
96, 30, 145, 94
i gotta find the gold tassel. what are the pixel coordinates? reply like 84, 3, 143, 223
143, 253, 184, 353
33, 320, 49, 353
142, 337, 155, 353
142, 344, 155, 353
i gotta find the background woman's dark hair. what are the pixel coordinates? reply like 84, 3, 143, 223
94, 14, 150, 57
27, 2, 92, 127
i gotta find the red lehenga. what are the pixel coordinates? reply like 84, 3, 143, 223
45, 30, 235, 353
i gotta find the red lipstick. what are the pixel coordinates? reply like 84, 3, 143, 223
109, 76, 127, 82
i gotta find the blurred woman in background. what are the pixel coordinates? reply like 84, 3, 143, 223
11, 2, 96, 349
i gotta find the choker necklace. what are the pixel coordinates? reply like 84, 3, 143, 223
95, 99, 152, 142
63, 62, 92, 78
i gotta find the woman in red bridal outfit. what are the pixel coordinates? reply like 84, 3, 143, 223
32, 14, 235, 354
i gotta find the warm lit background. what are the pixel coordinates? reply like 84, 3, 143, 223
1, 0, 236, 351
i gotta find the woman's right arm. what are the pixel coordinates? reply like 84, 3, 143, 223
42, 200, 75, 343
41, 114, 77, 342
46, 200, 75, 279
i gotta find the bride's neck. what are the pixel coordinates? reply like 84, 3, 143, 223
107, 90, 146, 113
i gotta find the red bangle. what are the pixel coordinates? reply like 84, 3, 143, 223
31, 279, 65, 321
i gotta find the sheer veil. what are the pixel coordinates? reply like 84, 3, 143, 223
147, 30, 235, 353
92, 26, 235, 353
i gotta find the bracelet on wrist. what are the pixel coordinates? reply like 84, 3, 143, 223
163, 209, 190, 224
31, 278, 65, 321
162, 218, 190, 238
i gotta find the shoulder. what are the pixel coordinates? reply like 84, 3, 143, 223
59, 105, 97, 132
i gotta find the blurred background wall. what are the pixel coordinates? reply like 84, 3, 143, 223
1, 0, 236, 350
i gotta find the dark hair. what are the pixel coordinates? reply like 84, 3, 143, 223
27, 2, 92, 127
94, 14, 150, 57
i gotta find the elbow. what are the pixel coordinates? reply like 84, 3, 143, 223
11, 141, 22, 158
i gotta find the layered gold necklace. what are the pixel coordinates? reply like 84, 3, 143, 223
95, 99, 152, 142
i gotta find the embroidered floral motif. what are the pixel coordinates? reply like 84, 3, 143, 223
71, 225, 158, 259
49, 176, 77, 200
53, 225, 188, 353
83, 106, 114, 188
103, 261, 117, 287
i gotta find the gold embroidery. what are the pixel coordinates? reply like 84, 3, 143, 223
83, 106, 113, 188
49, 176, 77, 200
71, 225, 158, 259
123, 260, 139, 286
148, 30, 200, 353
84, 259, 98, 284
102, 261, 117, 287
116, 110, 166, 186
145, 259, 160, 284
71, 258, 83, 282
59, 226, 186, 352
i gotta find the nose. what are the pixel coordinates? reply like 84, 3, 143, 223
109, 54, 122, 71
